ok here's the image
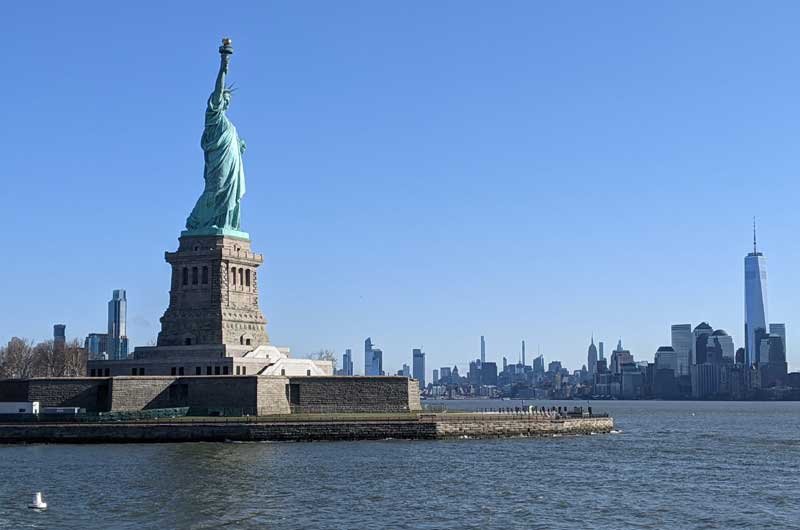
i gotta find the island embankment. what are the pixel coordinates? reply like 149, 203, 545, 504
0, 412, 613, 444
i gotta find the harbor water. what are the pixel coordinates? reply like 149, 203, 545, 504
0, 400, 798, 529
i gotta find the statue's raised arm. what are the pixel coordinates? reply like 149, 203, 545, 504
184, 38, 248, 238
210, 38, 233, 110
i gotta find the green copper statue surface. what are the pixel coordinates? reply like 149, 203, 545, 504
184, 38, 249, 239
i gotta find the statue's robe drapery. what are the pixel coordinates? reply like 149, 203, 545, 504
186, 92, 246, 231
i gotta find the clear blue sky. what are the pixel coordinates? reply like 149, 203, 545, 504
3, 1, 800, 376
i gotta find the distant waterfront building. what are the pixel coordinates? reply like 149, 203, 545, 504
769, 323, 786, 352
84, 333, 109, 361
547, 360, 562, 374
432, 368, 439, 385
439, 366, 452, 383
745, 223, 768, 366
598, 341, 605, 361
399, 364, 411, 378
481, 362, 498, 386
468, 360, 481, 385
364, 337, 383, 376
587, 336, 598, 376
610, 339, 633, 374
107, 289, 129, 360
412, 348, 426, 388
759, 334, 788, 386
692, 322, 713, 365
620, 362, 644, 398
708, 330, 734, 362
502, 356, 508, 371
480, 336, 486, 364
655, 346, 677, 372
521, 340, 526, 366
53, 324, 66, 353
341, 348, 354, 376
691, 363, 722, 399
596, 358, 608, 373
671, 324, 692, 377
532, 355, 544, 374
735, 347, 745, 365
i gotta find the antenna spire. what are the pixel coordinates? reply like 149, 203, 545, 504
753, 217, 757, 254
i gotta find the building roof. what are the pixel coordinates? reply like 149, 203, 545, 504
711, 329, 729, 337
694, 322, 713, 331
656, 346, 675, 352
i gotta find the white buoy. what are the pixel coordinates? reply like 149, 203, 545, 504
28, 492, 47, 510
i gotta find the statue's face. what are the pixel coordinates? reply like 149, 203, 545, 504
222, 92, 232, 109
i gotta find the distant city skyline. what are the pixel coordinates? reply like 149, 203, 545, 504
4, 3, 800, 378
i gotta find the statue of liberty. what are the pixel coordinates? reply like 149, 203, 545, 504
185, 38, 248, 238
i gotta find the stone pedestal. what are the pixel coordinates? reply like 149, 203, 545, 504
88, 233, 333, 377
156, 235, 269, 348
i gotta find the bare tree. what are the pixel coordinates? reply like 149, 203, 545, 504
2, 338, 37, 379
62, 339, 87, 377
33, 340, 63, 377
307, 349, 338, 371
0, 343, 6, 378
1, 337, 88, 379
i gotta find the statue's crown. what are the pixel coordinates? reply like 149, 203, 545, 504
223, 82, 237, 95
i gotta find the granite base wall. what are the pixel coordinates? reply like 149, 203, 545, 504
0, 379, 111, 412
109, 376, 292, 415
0, 380, 29, 402
0, 376, 422, 415
257, 378, 291, 415
287, 377, 422, 413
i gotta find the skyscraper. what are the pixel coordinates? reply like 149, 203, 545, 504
671, 324, 692, 377
480, 336, 486, 364
84, 332, 108, 361
341, 348, 354, 376
53, 324, 66, 353
610, 339, 632, 374
412, 348, 426, 388
468, 360, 481, 385
521, 340, 526, 366
692, 322, 713, 365
654, 346, 677, 372
598, 341, 605, 361
481, 362, 498, 386
760, 334, 788, 386
432, 368, 439, 385
769, 323, 786, 352
364, 338, 372, 375
745, 222, 768, 366
399, 364, 411, 378
364, 337, 383, 376
107, 289, 128, 360
708, 330, 734, 362
587, 336, 598, 376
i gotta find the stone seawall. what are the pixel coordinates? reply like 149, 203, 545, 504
429, 414, 613, 438
0, 414, 612, 444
